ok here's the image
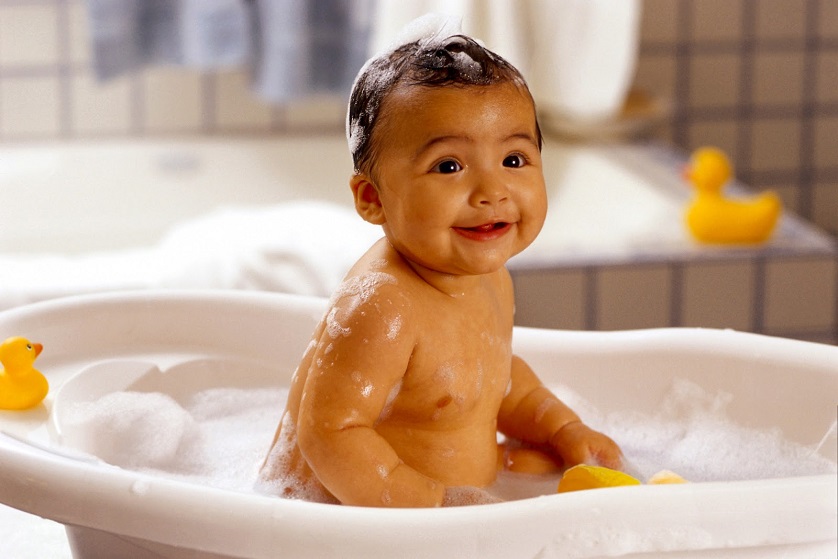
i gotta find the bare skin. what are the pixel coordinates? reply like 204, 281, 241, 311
259, 82, 622, 507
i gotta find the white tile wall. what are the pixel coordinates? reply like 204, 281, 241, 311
0, 4, 59, 67
0, 76, 61, 137
70, 70, 132, 134
142, 68, 204, 133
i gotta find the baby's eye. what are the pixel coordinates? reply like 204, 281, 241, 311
503, 154, 526, 168
433, 159, 462, 174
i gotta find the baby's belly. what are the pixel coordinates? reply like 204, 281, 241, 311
378, 421, 499, 487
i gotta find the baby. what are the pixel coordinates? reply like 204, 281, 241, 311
258, 23, 622, 507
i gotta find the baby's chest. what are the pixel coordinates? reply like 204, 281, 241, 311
393, 332, 512, 424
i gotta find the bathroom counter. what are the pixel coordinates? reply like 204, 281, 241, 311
508, 141, 837, 344
510, 142, 835, 270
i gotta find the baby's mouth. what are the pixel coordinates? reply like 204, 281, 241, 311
453, 221, 512, 240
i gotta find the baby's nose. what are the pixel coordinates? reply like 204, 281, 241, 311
471, 176, 510, 206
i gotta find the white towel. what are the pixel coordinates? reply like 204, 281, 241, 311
528, 0, 642, 121
0, 202, 381, 311
370, 1, 642, 122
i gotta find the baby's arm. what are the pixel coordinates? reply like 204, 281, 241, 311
497, 356, 623, 470
295, 290, 444, 507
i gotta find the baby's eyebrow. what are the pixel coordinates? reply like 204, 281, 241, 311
504, 131, 540, 149
413, 134, 471, 160
413, 131, 538, 160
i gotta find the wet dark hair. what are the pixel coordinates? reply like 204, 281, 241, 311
347, 35, 543, 176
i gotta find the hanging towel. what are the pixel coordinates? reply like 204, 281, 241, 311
87, 0, 251, 79
370, 1, 529, 71
370, 0, 642, 122
251, 0, 373, 101
87, 0, 373, 103
528, 0, 642, 121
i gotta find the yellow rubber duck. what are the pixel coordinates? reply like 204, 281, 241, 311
684, 147, 781, 244
0, 336, 49, 410
558, 464, 687, 493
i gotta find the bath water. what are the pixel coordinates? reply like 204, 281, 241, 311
61, 378, 837, 502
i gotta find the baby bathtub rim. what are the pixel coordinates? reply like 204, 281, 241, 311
0, 290, 836, 557
0, 430, 834, 558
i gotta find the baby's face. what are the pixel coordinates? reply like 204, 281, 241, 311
368, 82, 547, 277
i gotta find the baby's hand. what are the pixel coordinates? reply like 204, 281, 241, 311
549, 421, 623, 471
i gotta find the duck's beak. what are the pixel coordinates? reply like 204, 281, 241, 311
32, 343, 43, 357
682, 164, 692, 181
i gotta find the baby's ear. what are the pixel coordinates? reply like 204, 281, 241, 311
350, 174, 386, 225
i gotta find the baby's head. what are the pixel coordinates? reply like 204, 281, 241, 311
347, 33, 542, 178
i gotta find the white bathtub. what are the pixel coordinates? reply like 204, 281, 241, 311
0, 290, 835, 558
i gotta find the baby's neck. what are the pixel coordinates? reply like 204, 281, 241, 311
398, 255, 493, 298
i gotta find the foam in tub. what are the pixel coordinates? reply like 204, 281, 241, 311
52, 371, 836, 498
0, 291, 835, 559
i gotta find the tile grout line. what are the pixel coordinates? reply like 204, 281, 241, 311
735, 0, 757, 186
751, 256, 767, 334
669, 262, 684, 327
795, 0, 821, 222
56, 0, 72, 138
584, 266, 598, 331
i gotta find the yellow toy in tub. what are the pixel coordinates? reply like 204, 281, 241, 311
0, 336, 48, 410
684, 147, 781, 244
558, 464, 687, 493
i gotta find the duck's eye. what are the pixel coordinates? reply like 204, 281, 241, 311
26, 344, 32, 350
433, 159, 462, 174
503, 154, 526, 168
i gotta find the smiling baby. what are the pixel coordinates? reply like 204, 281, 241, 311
258, 20, 622, 508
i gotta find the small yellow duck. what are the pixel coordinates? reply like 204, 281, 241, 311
0, 336, 49, 410
558, 464, 687, 493
684, 147, 781, 244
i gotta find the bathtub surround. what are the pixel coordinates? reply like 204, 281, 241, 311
0, 136, 834, 345
508, 143, 837, 345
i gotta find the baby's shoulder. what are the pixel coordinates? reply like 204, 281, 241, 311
326, 263, 415, 340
